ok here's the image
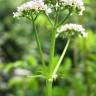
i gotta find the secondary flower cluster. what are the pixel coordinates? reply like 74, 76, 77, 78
57, 23, 87, 38
60, 0, 85, 15
13, 0, 49, 18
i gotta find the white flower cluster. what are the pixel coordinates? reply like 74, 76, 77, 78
57, 23, 87, 38
60, 0, 85, 15
13, 0, 49, 18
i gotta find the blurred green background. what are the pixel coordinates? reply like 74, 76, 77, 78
0, 0, 96, 96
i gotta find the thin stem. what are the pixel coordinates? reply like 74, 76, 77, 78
45, 14, 54, 27
34, 14, 39, 21
32, 19, 45, 67
56, 11, 71, 29
52, 39, 70, 77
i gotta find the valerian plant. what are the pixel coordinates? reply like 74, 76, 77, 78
13, 0, 87, 96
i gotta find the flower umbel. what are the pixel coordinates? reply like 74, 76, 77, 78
13, 0, 49, 18
57, 23, 87, 38
60, 0, 85, 15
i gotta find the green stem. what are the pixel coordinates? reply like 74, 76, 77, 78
49, 28, 56, 74
47, 13, 57, 96
52, 39, 70, 77
46, 80, 53, 96
32, 20, 45, 67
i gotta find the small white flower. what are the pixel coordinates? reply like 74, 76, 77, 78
60, 0, 85, 15
13, 0, 50, 18
57, 23, 87, 38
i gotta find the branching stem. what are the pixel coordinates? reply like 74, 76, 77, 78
56, 11, 71, 29
46, 10, 72, 96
